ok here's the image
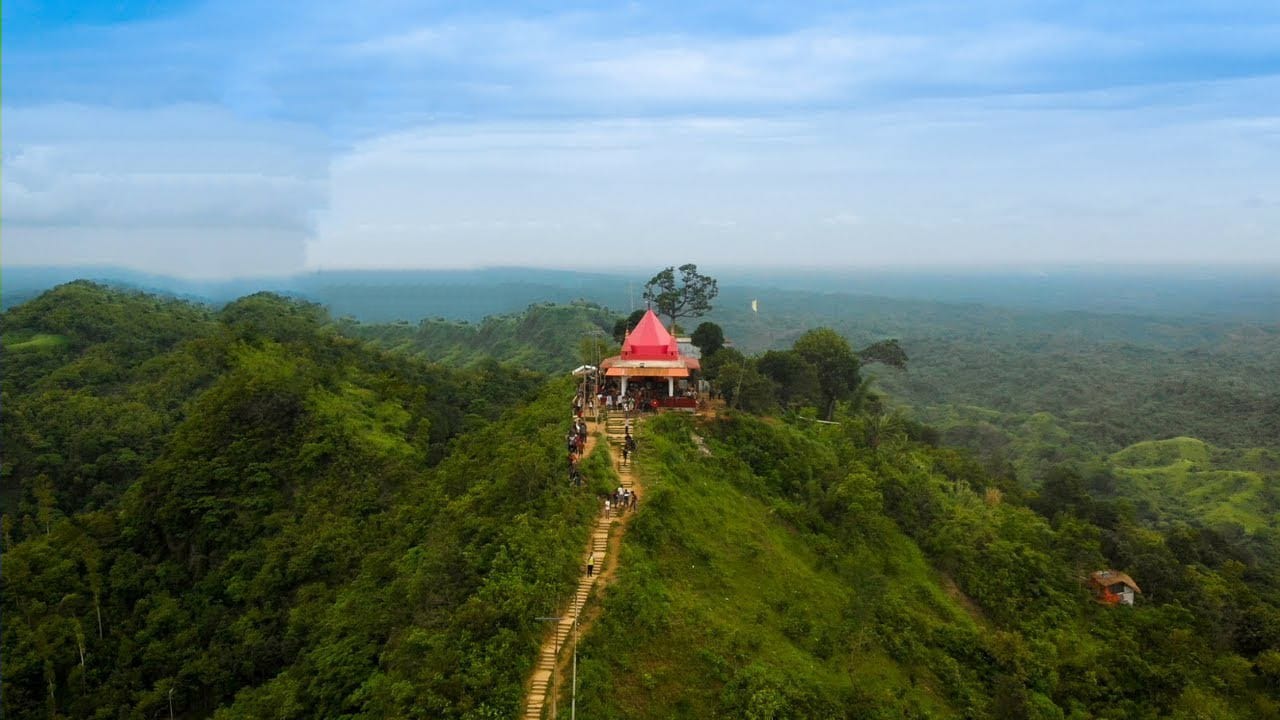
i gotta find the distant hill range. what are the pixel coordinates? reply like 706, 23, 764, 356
6, 264, 1280, 322
7, 266, 1278, 457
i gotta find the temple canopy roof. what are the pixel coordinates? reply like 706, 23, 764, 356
597, 309, 700, 386
621, 309, 679, 360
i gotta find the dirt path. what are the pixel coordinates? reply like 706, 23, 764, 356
522, 411, 642, 720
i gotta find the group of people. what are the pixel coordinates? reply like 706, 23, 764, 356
577, 379, 704, 419
566, 415, 589, 486
575, 385, 636, 417
603, 485, 638, 517
588, 485, 639, 578
601, 392, 637, 413
567, 383, 641, 501
572, 392, 594, 417
621, 429, 636, 465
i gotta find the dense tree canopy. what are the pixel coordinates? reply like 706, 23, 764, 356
756, 349, 820, 409
689, 321, 725, 356
792, 328, 862, 420
0, 284, 607, 719
857, 338, 909, 369
5, 283, 1278, 720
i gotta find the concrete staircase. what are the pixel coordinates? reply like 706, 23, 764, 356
522, 414, 640, 720
603, 410, 632, 446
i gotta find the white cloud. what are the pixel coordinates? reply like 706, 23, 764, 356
2, 104, 327, 277
309, 79, 1280, 269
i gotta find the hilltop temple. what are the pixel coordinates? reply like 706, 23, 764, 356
600, 309, 701, 407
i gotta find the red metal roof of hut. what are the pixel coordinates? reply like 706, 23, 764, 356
621, 309, 680, 360
1089, 570, 1141, 593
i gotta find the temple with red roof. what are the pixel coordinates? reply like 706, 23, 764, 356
600, 309, 701, 403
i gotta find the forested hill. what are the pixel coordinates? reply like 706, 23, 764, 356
4, 283, 1280, 718
341, 292, 1280, 462
342, 301, 619, 374
573, 412, 1280, 718
1, 282, 610, 718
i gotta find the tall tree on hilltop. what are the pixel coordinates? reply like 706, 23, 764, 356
792, 328, 861, 421
643, 264, 718, 329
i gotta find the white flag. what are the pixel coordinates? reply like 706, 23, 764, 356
751, 299, 758, 313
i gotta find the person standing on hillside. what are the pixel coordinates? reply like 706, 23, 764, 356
587, 552, 595, 577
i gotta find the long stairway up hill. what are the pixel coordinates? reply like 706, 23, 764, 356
522, 410, 642, 720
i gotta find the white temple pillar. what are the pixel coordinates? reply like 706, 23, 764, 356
621, 376, 628, 396
668, 377, 675, 397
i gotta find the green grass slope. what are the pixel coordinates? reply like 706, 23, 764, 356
1110, 438, 1280, 532
1, 332, 70, 351
574, 414, 1001, 718
573, 414, 1280, 719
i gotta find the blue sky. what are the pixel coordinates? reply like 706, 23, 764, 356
4, 1, 1279, 276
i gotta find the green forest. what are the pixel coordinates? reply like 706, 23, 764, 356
1, 283, 610, 718
3, 281, 1279, 718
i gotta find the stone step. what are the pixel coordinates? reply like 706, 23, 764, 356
523, 418, 643, 718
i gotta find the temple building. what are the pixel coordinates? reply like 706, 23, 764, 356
601, 309, 701, 407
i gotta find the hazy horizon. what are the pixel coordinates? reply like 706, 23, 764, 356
8, 259, 1280, 282
6, 262, 1279, 325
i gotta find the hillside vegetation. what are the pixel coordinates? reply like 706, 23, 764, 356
4, 283, 1279, 718
693, 286, 1280, 456
1, 283, 613, 719
577, 412, 1280, 719
1107, 438, 1280, 533
337, 288, 1280, 458
343, 301, 619, 374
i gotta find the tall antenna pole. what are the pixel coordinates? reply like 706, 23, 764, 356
732, 299, 760, 410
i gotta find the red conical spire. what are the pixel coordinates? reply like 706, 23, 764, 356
620, 309, 679, 360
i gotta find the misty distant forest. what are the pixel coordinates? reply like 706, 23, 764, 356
3, 270, 1279, 719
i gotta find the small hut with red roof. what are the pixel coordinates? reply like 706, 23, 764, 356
1089, 570, 1141, 606
600, 309, 701, 407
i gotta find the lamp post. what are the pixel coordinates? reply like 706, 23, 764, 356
570, 611, 579, 720
535, 615, 562, 718
587, 326, 608, 424
535, 610, 580, 720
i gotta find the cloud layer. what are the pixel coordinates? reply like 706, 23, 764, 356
4, 2, 1279, 275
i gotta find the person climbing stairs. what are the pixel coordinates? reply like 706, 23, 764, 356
522, 411, 642, 720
